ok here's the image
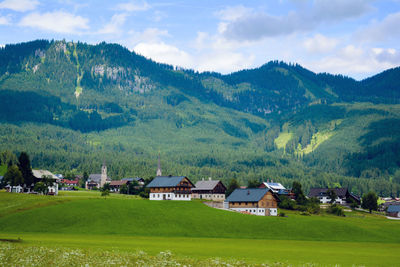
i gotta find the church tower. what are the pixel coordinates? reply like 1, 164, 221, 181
100, 161, 107, 187
156, 153, 162, 176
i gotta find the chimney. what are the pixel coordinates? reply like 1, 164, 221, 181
247, 190, 250, 195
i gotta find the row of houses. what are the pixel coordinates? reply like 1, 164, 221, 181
146, 175, 280, 216
3, 169, 59, 195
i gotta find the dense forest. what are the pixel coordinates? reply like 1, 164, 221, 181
0, 40, 400, 196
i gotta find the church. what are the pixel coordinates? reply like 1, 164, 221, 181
86, 162, 111, 189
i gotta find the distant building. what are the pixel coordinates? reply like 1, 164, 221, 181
109, 180, 130, 192
147, 176, 194, 200
225, 188, 279, 216
191, 178, 226, 201
387, 205, 400, 218
121, 177, 145, 187
32, 169, 60, 195
308, 188, 360, 205
86, 162, 111, 189
60, 178, 79, 187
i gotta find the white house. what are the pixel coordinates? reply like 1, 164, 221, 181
32, 169, 60, 195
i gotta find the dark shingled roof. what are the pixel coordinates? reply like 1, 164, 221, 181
226, 188, 271, 202
387, 205, 400, 213
121, 177, 144, 182
146, 176, 188, 188
308, 188, 349, 198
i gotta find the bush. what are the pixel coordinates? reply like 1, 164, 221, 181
279, 212, 286, 217
327, 204, 345, 216
278, 196, 295, 210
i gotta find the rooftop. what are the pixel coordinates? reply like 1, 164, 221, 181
32, 170, 59, 180
146, 176, 190, 188
192, 180, 224, 191
226, 188, 271, 202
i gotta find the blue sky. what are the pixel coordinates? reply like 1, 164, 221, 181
0, 0, 399, 79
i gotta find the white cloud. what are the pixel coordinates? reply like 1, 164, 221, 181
304, 34, 339, 53
115, 1, 150, 12
0, 15, 11, 25
215, 5, 253, 21
134, 42, 192, 68
0, 44, 5, 48
98, 13, 128, 35
300, 46, 398, 79
0, 0, 39, 12
219, 1, 373, 41
196, 51, 255, 73
357, 12, 400, 43
19, 11, 89, 34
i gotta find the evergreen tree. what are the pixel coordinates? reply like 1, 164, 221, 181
4, 165, 23, 187
17, 152, 34, 188
226, 178, 240, 197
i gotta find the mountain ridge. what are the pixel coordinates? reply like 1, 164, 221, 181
1, 40, 399, 196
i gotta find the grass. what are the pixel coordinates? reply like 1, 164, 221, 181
0, 191, 399, 266
274, 132, 292, 150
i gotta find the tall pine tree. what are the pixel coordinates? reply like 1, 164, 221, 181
18, 152, 34, 188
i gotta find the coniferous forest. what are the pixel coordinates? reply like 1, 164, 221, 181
1, 40, 400, 196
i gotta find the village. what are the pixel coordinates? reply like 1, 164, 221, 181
1, 154, 400, 219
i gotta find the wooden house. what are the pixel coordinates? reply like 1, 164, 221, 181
225, 188, 279, 216
191, 178, 226, 201
387, 205, 400, 218
146, 176, 194, 201
109, 180, 129, 192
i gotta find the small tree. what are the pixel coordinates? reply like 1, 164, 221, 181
42, 175, 54, 195
247, 179, 260, 188
120, 184, 128, 194
327, 189, 337, 204
100, 188, 110, 198
292, 181, 306, 205
361, 191, 378, 213
4, 165, 24, 187
81, 171, 89, 188
34, 182, 47, 194
226, 179, 240, 197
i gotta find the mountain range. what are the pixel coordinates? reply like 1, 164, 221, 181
1, 40, 399, 196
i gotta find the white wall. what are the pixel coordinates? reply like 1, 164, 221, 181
230, 207, 278, 216
319, 196, 345, 204
192, 193, 225, 201
150, 192, 191, 201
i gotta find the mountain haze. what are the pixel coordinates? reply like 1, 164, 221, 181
1, 40, 400, 196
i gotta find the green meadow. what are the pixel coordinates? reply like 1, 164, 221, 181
0, 191, 399, 266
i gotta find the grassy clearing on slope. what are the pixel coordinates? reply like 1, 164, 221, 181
0, 192, 399, 243
274, 132, 292, 150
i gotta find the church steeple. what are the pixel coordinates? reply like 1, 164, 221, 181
100, 160, 107, 187
156, 153, 162, 176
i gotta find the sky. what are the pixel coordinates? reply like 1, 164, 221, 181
0, 0, 400, 80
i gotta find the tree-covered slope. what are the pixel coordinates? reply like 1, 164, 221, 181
0, 40, 400, 196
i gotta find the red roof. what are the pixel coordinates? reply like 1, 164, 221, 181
61, 179, 79, 185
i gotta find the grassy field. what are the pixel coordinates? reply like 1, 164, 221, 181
0, 191, 399, 266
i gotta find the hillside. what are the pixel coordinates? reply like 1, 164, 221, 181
0, 191, 400, 266
0, 40, 400, 195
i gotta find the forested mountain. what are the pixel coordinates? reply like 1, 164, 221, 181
1, 40, 400, 196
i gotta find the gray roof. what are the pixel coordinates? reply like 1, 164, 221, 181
121, 177, 144, 182
192, 180, 221, 191
32, 170, 59, 180
387, 205, 400, 213
146, 176, 188, 188
89, 174, 110, 182
226, 188, 270, 202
